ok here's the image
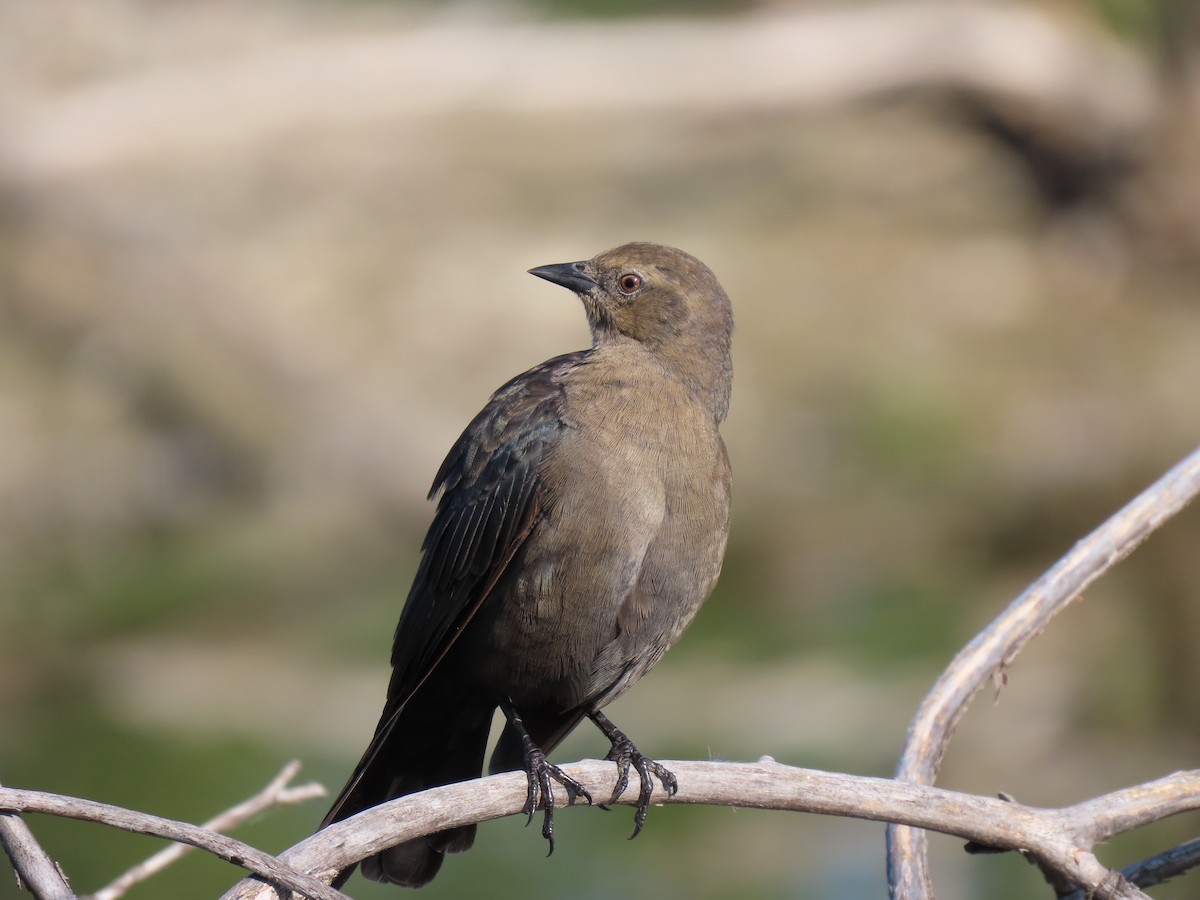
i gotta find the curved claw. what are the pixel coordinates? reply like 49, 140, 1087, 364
628, 756, 678, 838
503, 699, 593, 857
607, 746, 633, 805
521, 754, 542, 827
520, 744, 593, 856
588, 709, 677, 841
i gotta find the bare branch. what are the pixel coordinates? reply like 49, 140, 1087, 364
0, 786, 346, 900
0, 785, 77, 900
1062, 771, 1200, 846
1061, 837, 1200, 899
218, 759, 1200, 900
888, 443, 1200, 899
88, 761, 325, 900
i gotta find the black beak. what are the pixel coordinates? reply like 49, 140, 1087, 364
527, 261, 596, 294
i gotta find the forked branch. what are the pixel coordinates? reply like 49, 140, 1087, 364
889, 444, 1200, 899
217, 761, 1200, 900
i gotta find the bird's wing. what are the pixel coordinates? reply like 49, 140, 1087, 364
320, 354, 579, 829
385, 353, 580, 698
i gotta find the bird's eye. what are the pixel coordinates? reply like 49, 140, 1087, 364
617, 273, 643, 295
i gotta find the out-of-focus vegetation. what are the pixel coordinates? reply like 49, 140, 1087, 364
1, 1, 1198, 898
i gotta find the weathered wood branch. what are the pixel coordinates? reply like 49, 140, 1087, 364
218, 761, 1200, 900
0, 785, 347, 900
889, 443, 1200, 899
0, 777, 77, 900
1061, 838, 1200, 900
88, 761, 325, 900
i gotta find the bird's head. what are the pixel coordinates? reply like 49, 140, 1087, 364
529, 242, 733, 420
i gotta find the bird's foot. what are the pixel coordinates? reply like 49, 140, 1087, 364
502, 700, 592, 855
588, 709, 678, 839
519, 742, 592, 854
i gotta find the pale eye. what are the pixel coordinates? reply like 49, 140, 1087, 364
618, 273, 643, 295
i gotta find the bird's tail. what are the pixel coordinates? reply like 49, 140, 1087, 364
319, 696, 493, 888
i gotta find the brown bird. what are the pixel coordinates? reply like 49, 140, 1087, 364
320, 242, 733, 887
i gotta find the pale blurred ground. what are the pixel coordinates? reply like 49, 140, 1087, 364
1, 1, 1199, 898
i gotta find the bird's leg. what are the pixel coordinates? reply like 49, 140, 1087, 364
499, 700, 592, 855
586, 708, 678, 839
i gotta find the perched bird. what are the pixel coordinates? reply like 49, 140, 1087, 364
320, 242, 734, 887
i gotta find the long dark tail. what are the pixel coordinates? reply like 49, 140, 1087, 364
320, 691, 493, 888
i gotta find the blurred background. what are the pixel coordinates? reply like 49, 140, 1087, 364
1, 0, 1199, 898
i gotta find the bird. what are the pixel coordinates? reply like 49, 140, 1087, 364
319, 241, 734, 888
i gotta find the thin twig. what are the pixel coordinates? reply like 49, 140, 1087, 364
87, 760, 325, 900
218, 759, 1200, 900
0, 786, 346, 900
0, 777, 77, 900
887, 443, 1200, 900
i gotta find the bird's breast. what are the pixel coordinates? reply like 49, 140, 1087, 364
467, 366, 730, 709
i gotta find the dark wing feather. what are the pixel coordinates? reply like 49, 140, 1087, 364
320, 353, 581, 829
388, 352, 581, 691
